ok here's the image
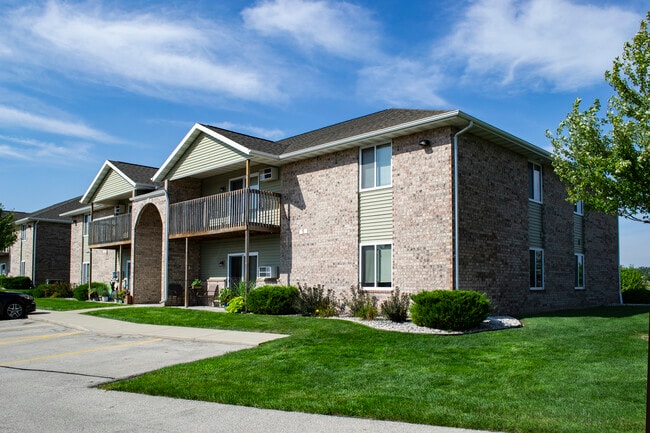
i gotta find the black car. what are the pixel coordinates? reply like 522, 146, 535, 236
0, 291, 36, 319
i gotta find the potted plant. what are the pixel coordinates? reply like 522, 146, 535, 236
191, 279, 203, 289
98, 287, 110, 302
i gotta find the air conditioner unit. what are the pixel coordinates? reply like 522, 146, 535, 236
258, 266, 278, 279
114, 205, 126, 216
260, 167, 278, 182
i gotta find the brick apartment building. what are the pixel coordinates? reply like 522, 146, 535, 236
10, 109, 620, 315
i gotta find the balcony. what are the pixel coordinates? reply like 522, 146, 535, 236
88, 213, 131, 248
169, 189, 281, 239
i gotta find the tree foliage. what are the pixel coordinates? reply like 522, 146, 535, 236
0, 202, 17, 251
548, 12, 650, 223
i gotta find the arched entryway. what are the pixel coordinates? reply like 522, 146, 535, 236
133, 204, 163, 303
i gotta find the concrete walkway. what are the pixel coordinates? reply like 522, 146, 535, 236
31, 306, 287, 346
29, 307, 503, 433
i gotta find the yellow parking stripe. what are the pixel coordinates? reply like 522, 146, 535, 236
0, 331, 84, 345
0, 338, 162, 366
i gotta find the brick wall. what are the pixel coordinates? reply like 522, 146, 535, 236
280, 148, 359, 291
456, 133, 619, 315
456, 132, 530, 313
131, 195, 167, 303
392, 128, 455, 295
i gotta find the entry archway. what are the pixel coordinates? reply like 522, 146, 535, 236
133, 204, 163, 303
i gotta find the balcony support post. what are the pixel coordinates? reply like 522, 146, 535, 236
244, 159, 251, 302
184, 236, 189, 308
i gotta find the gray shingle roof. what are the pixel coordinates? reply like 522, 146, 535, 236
109, 161, 160, 186
277, 108, 452, 153
19, 196, 83, 223
200, 125, 287, 155
200, 109, 452, 156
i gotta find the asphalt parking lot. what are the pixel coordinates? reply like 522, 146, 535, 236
0, 314, 498, 433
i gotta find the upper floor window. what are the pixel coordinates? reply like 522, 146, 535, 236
360, 143, 391, 190
20, 225, 26, 241
528, 162, 542, 203
574, 200, 584, 215
82, 214, 91, 236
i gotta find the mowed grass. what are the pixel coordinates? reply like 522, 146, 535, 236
35, 297, 128, 311
89, 306, 650, 433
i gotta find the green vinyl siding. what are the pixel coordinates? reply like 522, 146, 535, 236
202, 166, 281, 196
200, 234, 280, 280
528, 201, 543, 249
95, 170, 132, 202
169, 134, 247, 181
359, 187, 392, 242
573, 213, 584, 254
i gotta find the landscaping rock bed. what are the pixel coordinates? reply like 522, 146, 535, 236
337, 315, 522, 335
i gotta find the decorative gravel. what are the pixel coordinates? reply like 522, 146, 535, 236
335, 315, 523, 335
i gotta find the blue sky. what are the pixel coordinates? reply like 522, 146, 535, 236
0, 0, 648, 266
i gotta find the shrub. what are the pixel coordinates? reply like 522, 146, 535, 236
247, 285, 298, 315
73, 285, 89, 301
0, 276, 33, 292
226, 296, 245, 313
343, 285, 378, 320
410, 290, 491, 331
32, 282, 73, 298
74, 282, 110, 301
622, 288, 650, 304
380, 288, 410, 323
293, 283, 341, 317
621, 266, 649, 291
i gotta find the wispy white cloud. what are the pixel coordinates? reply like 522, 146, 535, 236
441, 0, 642, 91
0, 134, 92, 164
3, 1, 283, 102
242, 0, 381, 61
358, 60, 448, 107
213, 121, 286, 141
0, 105, 118, 143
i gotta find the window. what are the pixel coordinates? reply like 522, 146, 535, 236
20, 225, 26, 241
82, 214, 91, 236
574, 200, 584, 215
575, 254, 585, 289
360, 243, 392, 288
529, 249, 544, 290
20, 261, 25, 277
360, 143, 391, 190
528, 163, 542, 203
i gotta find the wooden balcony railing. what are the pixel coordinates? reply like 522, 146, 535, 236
88, 213, 131, 247
169, 189, 281, 238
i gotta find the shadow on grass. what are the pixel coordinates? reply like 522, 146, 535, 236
522, 304, 650, 320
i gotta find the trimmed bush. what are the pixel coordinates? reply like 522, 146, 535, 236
247, 285, 298, 315
410, 290, 491, 331
0, 276, 33, 292
73, 285, 89, 301
293, 283, 341, 317
32, 282, 73, 298
622, 288, 650, 304
380, 288, 410, 323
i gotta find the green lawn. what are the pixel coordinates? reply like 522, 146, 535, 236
88, 306, 649, 433
35, 297, 128, 311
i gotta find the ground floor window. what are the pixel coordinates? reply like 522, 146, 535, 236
20, 261, 25, 277
575, 254, 585, 289
529, 248, 544, 290
360, 243, 391, 289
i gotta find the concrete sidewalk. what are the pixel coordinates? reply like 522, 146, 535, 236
27, 307, 503, 433
30, 307, 288, 346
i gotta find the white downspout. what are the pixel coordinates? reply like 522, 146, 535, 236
161, 186, 170, 304
453, 121, 474, 290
